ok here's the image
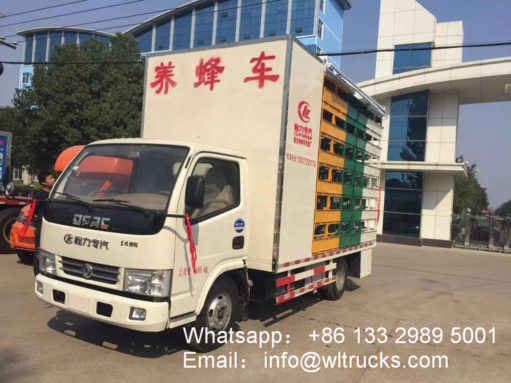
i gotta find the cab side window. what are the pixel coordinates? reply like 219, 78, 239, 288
189, 158, 240, 220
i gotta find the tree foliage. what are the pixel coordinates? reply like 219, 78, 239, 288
495, 200, 511, 217
453, 163, 489, 215
11, 33, 143, 173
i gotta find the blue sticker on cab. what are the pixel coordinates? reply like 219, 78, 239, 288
234, 219, 245, 233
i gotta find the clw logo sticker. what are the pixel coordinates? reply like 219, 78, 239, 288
298, 101, 311, 123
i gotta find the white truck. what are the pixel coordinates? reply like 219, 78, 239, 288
32, 37, 385, 351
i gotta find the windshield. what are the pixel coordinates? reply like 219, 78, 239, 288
52, 144, 189, 211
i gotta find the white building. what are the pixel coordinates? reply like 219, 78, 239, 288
359, 0, 511, 246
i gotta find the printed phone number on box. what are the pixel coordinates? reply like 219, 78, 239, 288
308, 327, 496, 345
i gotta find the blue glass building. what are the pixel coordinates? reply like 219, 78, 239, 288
17, 27, 113, 88
17, 1, 351, 88
127, 0, 352, 69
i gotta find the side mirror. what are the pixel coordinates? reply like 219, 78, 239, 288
2, 165, 12, 189
4, 182, 14, 198
185, 176, 204, 209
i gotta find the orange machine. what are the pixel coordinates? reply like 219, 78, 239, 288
10, 205, 36, 264
10, 145, 84, 265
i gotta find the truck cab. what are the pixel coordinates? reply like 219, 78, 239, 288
36, 139, 249, 335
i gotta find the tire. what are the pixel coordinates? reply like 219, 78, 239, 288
320, 258, 348, 301
188, 278, 239, 352
0, 208, 21, 254
17, 250, 34, 265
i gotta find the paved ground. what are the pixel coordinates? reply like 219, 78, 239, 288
1, 243, 511, 382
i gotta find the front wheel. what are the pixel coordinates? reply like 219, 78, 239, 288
320, 258, 348, 301
188, 278, 239, 352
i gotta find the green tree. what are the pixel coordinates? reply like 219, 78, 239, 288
12, 33, 144, 173
453, 163, 489, 215
0, 105, 32, 169
495, 200, 511, 217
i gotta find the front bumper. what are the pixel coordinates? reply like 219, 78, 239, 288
35, 274, 169, 332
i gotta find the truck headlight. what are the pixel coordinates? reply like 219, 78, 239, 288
123, 269, 171, 297
38, 249, 56, 275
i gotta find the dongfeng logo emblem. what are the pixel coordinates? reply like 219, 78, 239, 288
73, 214, 111, 230
298, 100, 311, 123
81, 263, 93, 279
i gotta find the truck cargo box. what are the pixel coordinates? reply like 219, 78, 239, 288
142, 36, 384, 274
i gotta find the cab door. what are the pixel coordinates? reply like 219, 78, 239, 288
170, 153, 247, 318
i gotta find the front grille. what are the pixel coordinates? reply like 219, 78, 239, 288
61, 257, 119, 285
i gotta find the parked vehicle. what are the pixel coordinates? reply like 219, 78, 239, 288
11, 37, 385, 351
8, 146, 85, 265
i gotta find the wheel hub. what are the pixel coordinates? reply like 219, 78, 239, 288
207, 292, 232, 331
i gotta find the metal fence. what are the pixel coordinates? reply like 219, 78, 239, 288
452, 214, 511, 253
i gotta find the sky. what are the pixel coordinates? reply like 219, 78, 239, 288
0, 0, 510, 207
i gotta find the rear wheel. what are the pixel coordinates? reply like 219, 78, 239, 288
188, 278, 239, 352
17, 250, 34, 265
320, 258, 348, 301
0, 208, 20, 253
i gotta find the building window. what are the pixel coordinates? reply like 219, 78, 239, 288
24, 35, 34, 62
22, 72, 31, 84
291, 0, 315, 36
393, 43, 432, 74
216, 0, 237, 44
383, 171, 423, 238
155, 20, 171, 51
134, 27, 152, 53
96, 35, 109, 44
239, 0, 262, 40
13, 168, 22, 180
317, 19, 324, 39
194, 4, 215, 47
320, 0, 325, 13
34, 32, 47, 62
49, 31, 62, 59
79, 32, 93, 45
64, 31, 78, 45
387, 91, 429, 161
264, 0, 288, 37
173, 13, 192, 50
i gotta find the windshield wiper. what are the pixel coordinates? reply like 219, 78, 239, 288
52, 191, 91, 209
92, 198, 149, 215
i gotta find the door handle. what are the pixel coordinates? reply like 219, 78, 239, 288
232, 236, 244, 249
